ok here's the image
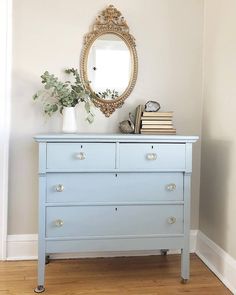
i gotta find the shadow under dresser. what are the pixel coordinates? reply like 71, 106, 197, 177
34, 133, 198, 293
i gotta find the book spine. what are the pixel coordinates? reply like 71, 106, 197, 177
141, 128, 176, 130
141, 116, 173, 120
141, 131, 176, 135
140, 128, 176, 132
142, 112, 173, 117
141, 125, 174, 129
141, 120, 172, 125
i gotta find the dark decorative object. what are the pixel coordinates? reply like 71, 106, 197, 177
119, 113, 135, 133
145, 101, 161, 112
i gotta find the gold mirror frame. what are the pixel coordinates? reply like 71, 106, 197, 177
80, 5, 138, 117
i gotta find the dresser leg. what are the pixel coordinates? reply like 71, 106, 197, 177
35, 240, 46, 292
181, 247, 190, 281
34, 285, 45, 293
36, 174, 46, 292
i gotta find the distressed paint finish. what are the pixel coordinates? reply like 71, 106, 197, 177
34, 134, 198, 290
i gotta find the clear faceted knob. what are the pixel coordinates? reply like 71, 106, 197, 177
167, 216, 176, 224
146, 153, 157, 160
75, 152, 86, 160
55, 184, 64, 192
166, 183, 176, 191
54, 219, 64, 227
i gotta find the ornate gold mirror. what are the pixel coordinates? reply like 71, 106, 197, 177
80, 5, 138, 117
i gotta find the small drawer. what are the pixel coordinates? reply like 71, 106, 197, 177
46, 205, 183, 238
46, 172, 183, 203
47, 143, 116, 170
119, 143, 186, 170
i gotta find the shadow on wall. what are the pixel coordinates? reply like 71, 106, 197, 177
8, 70, 62, 234
200, 138, 232, 253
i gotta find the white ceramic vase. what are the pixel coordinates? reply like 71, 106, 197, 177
62, 107, 77, 133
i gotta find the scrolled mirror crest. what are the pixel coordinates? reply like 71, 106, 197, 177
80, 5, 138, 117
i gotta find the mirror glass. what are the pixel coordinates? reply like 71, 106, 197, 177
87, 33, 131, 100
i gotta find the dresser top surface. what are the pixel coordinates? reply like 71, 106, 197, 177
34, 133, 198, 143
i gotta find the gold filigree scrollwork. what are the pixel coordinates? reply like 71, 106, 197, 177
80, 5, 138, 117
94, 5, 129, 33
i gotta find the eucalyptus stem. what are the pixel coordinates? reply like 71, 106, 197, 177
33, 68, 95, 123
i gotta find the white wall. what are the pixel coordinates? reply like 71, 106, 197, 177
0, 0, 11, 259
200, 0, 236, 259
9, 0, 203, 234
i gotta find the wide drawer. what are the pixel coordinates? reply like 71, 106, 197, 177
47, 143, 116, 170
46, 205, 183, 238
46, 173, 183, 203
119, 143, 186, 170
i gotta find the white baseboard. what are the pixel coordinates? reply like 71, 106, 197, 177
7, 230, 197, 260
196, 231, 236, 295
6, 230, 236, 294
7, 234, 38, 260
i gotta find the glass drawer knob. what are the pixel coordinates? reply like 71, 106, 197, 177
166, 183, 176, 191
146, 153, 157, 160
55, 219, 64, 227
167, 217, 176, 224
75, 152, 86, 160
55, 184, 64, 192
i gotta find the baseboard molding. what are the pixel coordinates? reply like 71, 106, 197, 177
7, 230, 198, 260
7, 234, 38, 260
196, 231, 236, 294
6, 230, 236, 293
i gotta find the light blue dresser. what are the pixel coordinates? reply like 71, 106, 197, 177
34, 134, 198, 293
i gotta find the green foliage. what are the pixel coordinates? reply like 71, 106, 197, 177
33, 68, 95, 123
95, 89, 119, 100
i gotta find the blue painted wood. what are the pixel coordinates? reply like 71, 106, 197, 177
34, 134, 198, 143
45, 233, 184, 241
34, 133, 198, 290
46, 168, 189, 173
182, 172, 191, 280
45, 237, 185, 253
46, 172, 184, 203
119, 143, 186, 170
185, 142, 193, 173
37, 143, 46, 288
45, 202, 185, 207
47, 143, 116, 170
46, 205, 184, 238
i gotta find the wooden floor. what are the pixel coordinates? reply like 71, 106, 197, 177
0, 254, 231, 295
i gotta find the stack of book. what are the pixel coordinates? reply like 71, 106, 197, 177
140, 111, 176, 135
